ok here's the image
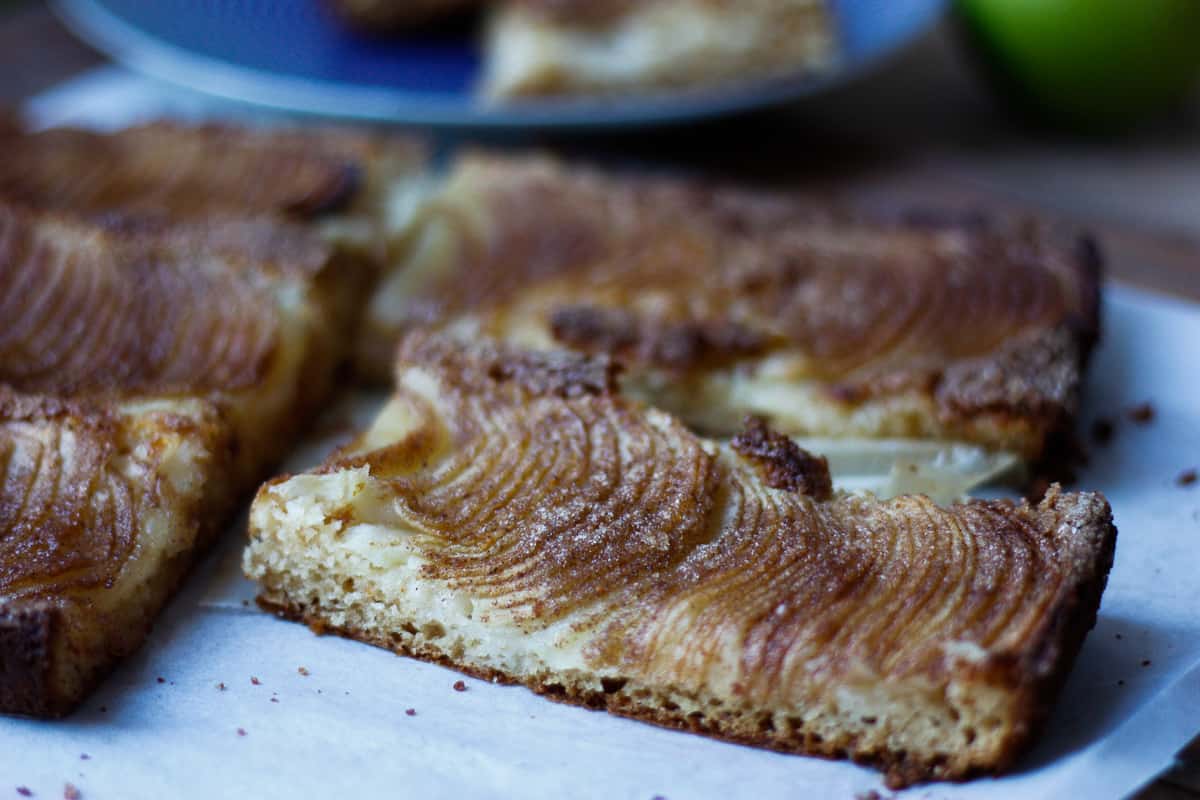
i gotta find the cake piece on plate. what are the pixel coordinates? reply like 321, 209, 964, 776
483, 0, 835, 98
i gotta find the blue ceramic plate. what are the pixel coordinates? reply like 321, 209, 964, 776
54, 0, 947, 129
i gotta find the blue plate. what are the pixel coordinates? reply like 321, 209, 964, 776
53, 0, 947, 129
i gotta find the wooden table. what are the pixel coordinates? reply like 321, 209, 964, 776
2, 3, 1198, 797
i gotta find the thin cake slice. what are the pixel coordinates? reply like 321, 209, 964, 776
0, 202, 369, 716
364, 154, 1101, 467
244, 333, 1116, 787
483, 0, 835, 98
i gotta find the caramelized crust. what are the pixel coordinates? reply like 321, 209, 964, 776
0, 205, 294, 396
247, 333, 1116, 786
0, 167, 376, 715
365, 155, 1100, 460
0, 121, 424, 223
0, 387, 234, 715
731, 416, 831, 499
0, 395, 133, 600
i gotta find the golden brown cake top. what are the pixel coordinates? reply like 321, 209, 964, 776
403, 157, 1099, 392
0, 122, 421, 220
323, 332, 1115, 697
0, 203, 332, 397
0, 387, 225, 603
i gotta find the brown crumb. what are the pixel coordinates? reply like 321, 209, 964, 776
731, 416, 832, 500
452, 681, 467, 692
1090, 418, 1115, 445
250, 676, 261, 686
79, 755, 89, 761
1142, 659, 1152, 667
156, 677, 165, 684
1127, 402, 1155, 424
1177, 469, 1197, 487
216, 682, 226, 691
405, 708, 416, 716
237, 728, 247, 737
16, 789, 32, 798
270, 698, 279, 704
856, 792, 883, 800
297, 667, 310, 676
63, 784, 80, 800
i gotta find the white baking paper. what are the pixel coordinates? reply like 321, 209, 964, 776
4, 68, 1199, 800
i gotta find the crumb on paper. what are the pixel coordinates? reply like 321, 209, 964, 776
97, 706, 106, 714
453, 680, 467, 692
79, 755, 89, 761
1127, 402, 1155, 424
63, 784, 80, 800
270, 698, 279, 704
156, 677, 165, 684
1118, 679, 1126, 686
16, 788, 32, 798
1142, 659, 1152, 667
1177, 469, 1197, 487
251, 676, 261, 686
1090, 418, 1114, 445
298, 667, 310, 676
237, 728, 247, 737
856, 792, 883, 800
405, 708, 416, 716
216, 682, 226, 691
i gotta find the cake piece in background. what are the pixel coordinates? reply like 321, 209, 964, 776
363, 154, 1101, 477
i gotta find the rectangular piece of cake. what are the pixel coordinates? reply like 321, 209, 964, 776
363, 154, 1101, 469
245, 332, 1116, 787
0, 201, 369, 716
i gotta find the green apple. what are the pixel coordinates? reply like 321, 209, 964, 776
956, 0, 1200, 129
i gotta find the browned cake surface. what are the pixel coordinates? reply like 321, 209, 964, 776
0, 208, 284, 396
247, 333, 1117, 787
0, 388, 231, 715
368, 156, 1100, 460
0, 121, 422, 222
0, 173, 373, 715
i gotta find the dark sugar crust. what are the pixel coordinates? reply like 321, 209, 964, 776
731, 416, 832, 500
